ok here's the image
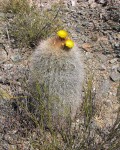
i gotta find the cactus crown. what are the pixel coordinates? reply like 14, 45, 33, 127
57, 30, 74, 49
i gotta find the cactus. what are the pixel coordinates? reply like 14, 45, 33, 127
28, 31, 85, 122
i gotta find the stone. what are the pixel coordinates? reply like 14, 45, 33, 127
0, 43, 5, 49
110, 72, 120, 82
0, 48, 8, 63
11, 54, 22, 62
97, 54, 107, 63
109, 58, 118, 64
99, 64, 106, 71
6, 13, 14, 18
100, 80, 110, 94
0, 12, 5, 18
117, 67, 120, 73
114, 42, 120, 50
3, 64, 13, 70
111, 64, 119, 70
75, 27, 81, 33
114, 42, 120, 58
95, 0, 107, 4
70, 0, 77, 7
82, 43, 93, 52
102, 50, 111, 55
85, 52, 93, 59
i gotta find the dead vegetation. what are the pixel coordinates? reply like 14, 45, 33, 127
2, 0, 63, 48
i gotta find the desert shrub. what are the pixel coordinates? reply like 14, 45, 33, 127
2, 0, 31, 14
2, 0, 63, 48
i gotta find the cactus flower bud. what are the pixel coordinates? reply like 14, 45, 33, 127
57, 30, 68, 39
65, 39, 74, 48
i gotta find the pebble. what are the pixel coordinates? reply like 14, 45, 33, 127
114, 42, 120, 50
6, 13, 14, 18
75, 27, 81, 33
97, 54, 107, 63
3, 64, 13, 70
11, 54, 22, 62
99, 64, 106, 71
111, 64, 119, 70
0, 12, 5, 18
95, 0, 107, 5
0, 50, 8, 63
82, 43, 93, 52
110, 72, 120, 82
0, 43, 5, 49
117, 67, 120, 73
103, 99, 112, 107
4, 134, 14, 144
102, 50, 111, 55
109, 58, 118, 64
70, 0, 77, 7
100, 80, 110, 94
85, 52, 93, 59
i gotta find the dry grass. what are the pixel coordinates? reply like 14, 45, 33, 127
2, 0, 63, 48
0, 76, 119, 149
9, 77, 119, 150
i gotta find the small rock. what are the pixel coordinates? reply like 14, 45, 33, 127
0, 49, 8, 62
70, 0, 77, 7
111, 64, 119, 70
95, 0, 107, 6
117, 67, 120, 73
3, 64, 13, 70
0, 43, 5, 49
11, 54, 22, 62
82, 43, 93, 52
109, 58, 118, 64
110, 72, 120, 82
114, 42, 120, 50
97, 54, 107, 63
100, 80, 110, 94
0, 12, 5, 18
85, 52, 93, 59
102, 50, 111, 55
4, 134, 14, 144
99, 64, 106, 71
103, 99, 112, 107
114, 42, 120, 57
89, 0, 97, 8
6, 13, 14, 18
75, 27, 81, 33
91, 3, 97, 8
91, 35, 98, 41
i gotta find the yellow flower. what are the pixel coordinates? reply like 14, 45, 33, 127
65, 39, 74, 48
57, 30, 68, 39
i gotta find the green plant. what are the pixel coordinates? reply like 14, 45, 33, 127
83, 76, 94, 129
2, 0, 31, 14
2, 0, 63, 48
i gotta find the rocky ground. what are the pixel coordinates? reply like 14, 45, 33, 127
0, 0, 120, 149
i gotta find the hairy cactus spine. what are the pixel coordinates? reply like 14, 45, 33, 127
29, 37, 85, 121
